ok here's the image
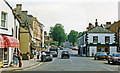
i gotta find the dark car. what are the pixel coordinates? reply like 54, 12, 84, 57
41, 51, 53, 62
50, 51, 57, 57
94, 52, 108, 60
61, 51, 70, 59
107, 53, 120, 64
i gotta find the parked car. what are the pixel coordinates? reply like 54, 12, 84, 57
50, 46, 58, 53
61, 51, 70, 59
50, 51, 57, 57
41, 51, 53, 62
71, 46, 78, 50
107, 53, 120, 64
94, 52, 108, 60
59, 47, 63, 50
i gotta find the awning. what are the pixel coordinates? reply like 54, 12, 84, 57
2, 35, 19, 48
0, 35, 4, 48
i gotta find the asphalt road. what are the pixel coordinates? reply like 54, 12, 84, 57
26, 50, 119, 71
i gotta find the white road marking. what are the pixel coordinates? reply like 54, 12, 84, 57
100, 65, 114, 71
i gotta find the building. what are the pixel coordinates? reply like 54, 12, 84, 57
104, 21, 120, 51
14, 4, 45, 57
0, 0, 20, 67
78, 20, 117, 56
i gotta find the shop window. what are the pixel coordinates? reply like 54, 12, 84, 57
0, 49, 3, 61
102, 48, 104, 52
105, 48, 108, 52
93, 36, 98, 43
98, 48, 101, 52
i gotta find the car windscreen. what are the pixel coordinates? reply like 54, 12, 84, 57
50, 51, 56, 54
98, 52, 107, 55
62, 51, 68, 54
113, 54, 120, 57
45, 52, 51, 56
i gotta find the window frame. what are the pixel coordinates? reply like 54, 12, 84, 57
93, 36, 98, 43
105, 36, 110, 43
1, 11, 7, 28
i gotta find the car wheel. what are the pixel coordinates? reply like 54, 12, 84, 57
112, 62, 116, 65
108, 60, 110, 64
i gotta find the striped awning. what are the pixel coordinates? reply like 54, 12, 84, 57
0, 35, 4, 48
2, 35, 19, 48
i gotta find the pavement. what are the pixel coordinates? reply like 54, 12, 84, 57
0, 59, 43, 72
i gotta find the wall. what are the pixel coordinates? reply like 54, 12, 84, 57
0, 0, 14, 35
20, 26, 30, 54
109, 46, 117, 54
87, 33, 115, 44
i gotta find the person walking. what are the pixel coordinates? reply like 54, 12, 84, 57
13, 50, 18, 67
18, 50, 22, 67
34, 50, 37, 60
92, 50, 94, 57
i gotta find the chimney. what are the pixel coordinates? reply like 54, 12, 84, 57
95, 19, 98, 27
88, 23, 92, 31
16, 4, 22, 11
106, 22, 111, 25
22, 11, 28, 15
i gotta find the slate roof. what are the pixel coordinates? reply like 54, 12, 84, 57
88, 26, 114, 33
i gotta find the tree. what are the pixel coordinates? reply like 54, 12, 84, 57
49, 24, 66, 46
68, 30, 79, 46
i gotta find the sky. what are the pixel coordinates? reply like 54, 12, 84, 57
6, 0, 119, 34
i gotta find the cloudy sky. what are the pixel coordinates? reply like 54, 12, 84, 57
6, 0, 119, 34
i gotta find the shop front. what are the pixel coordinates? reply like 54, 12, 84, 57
0, 35, 19, 67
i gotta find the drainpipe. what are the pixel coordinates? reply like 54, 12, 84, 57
85, 32, 88, 57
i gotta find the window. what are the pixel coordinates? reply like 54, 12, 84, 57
1, 12, 7, 28
105, 36, 110, 43
93, 36, 98, 43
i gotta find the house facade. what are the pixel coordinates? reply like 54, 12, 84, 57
78, 26, 117, 56
104, 21, 120, 51
0, 0, 20, 67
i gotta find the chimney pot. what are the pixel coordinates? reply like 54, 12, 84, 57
16, 4, 22, 11
106, 22, 111, 25
95, 19, 98, 27
88, 23, 92, 31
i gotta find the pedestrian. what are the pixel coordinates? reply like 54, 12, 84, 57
41, 52, 46, 62
34, 50, 37, 60
18, 50, 22, 67
13, 50, 18, 67
92, 50, 94, 57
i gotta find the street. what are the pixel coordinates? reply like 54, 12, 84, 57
26, 50, 119, 71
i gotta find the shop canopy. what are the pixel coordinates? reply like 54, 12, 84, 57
0, 35, 4, 48
2, 35, 19, 48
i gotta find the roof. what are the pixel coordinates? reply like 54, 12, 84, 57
104, 24, 113, 29
88, 26, 114, 33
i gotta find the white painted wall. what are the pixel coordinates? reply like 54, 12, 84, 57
109, 46, 117, 54
87, 33, 115, 44
89, 46, 97, 56
0, 0, 14, 35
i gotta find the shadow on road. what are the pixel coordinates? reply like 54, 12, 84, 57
104, 62, 120, 65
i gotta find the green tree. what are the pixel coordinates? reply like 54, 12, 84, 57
68, 30, 78, 46
49, 24, 66, 46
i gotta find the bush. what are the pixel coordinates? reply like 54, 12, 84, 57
22, 54, 28, 60
30, 53, 34, 59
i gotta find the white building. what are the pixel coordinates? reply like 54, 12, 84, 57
0, 0, 20, 67
78, 26, 117, 56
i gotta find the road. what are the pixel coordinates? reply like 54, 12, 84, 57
26, 49, 119, 71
